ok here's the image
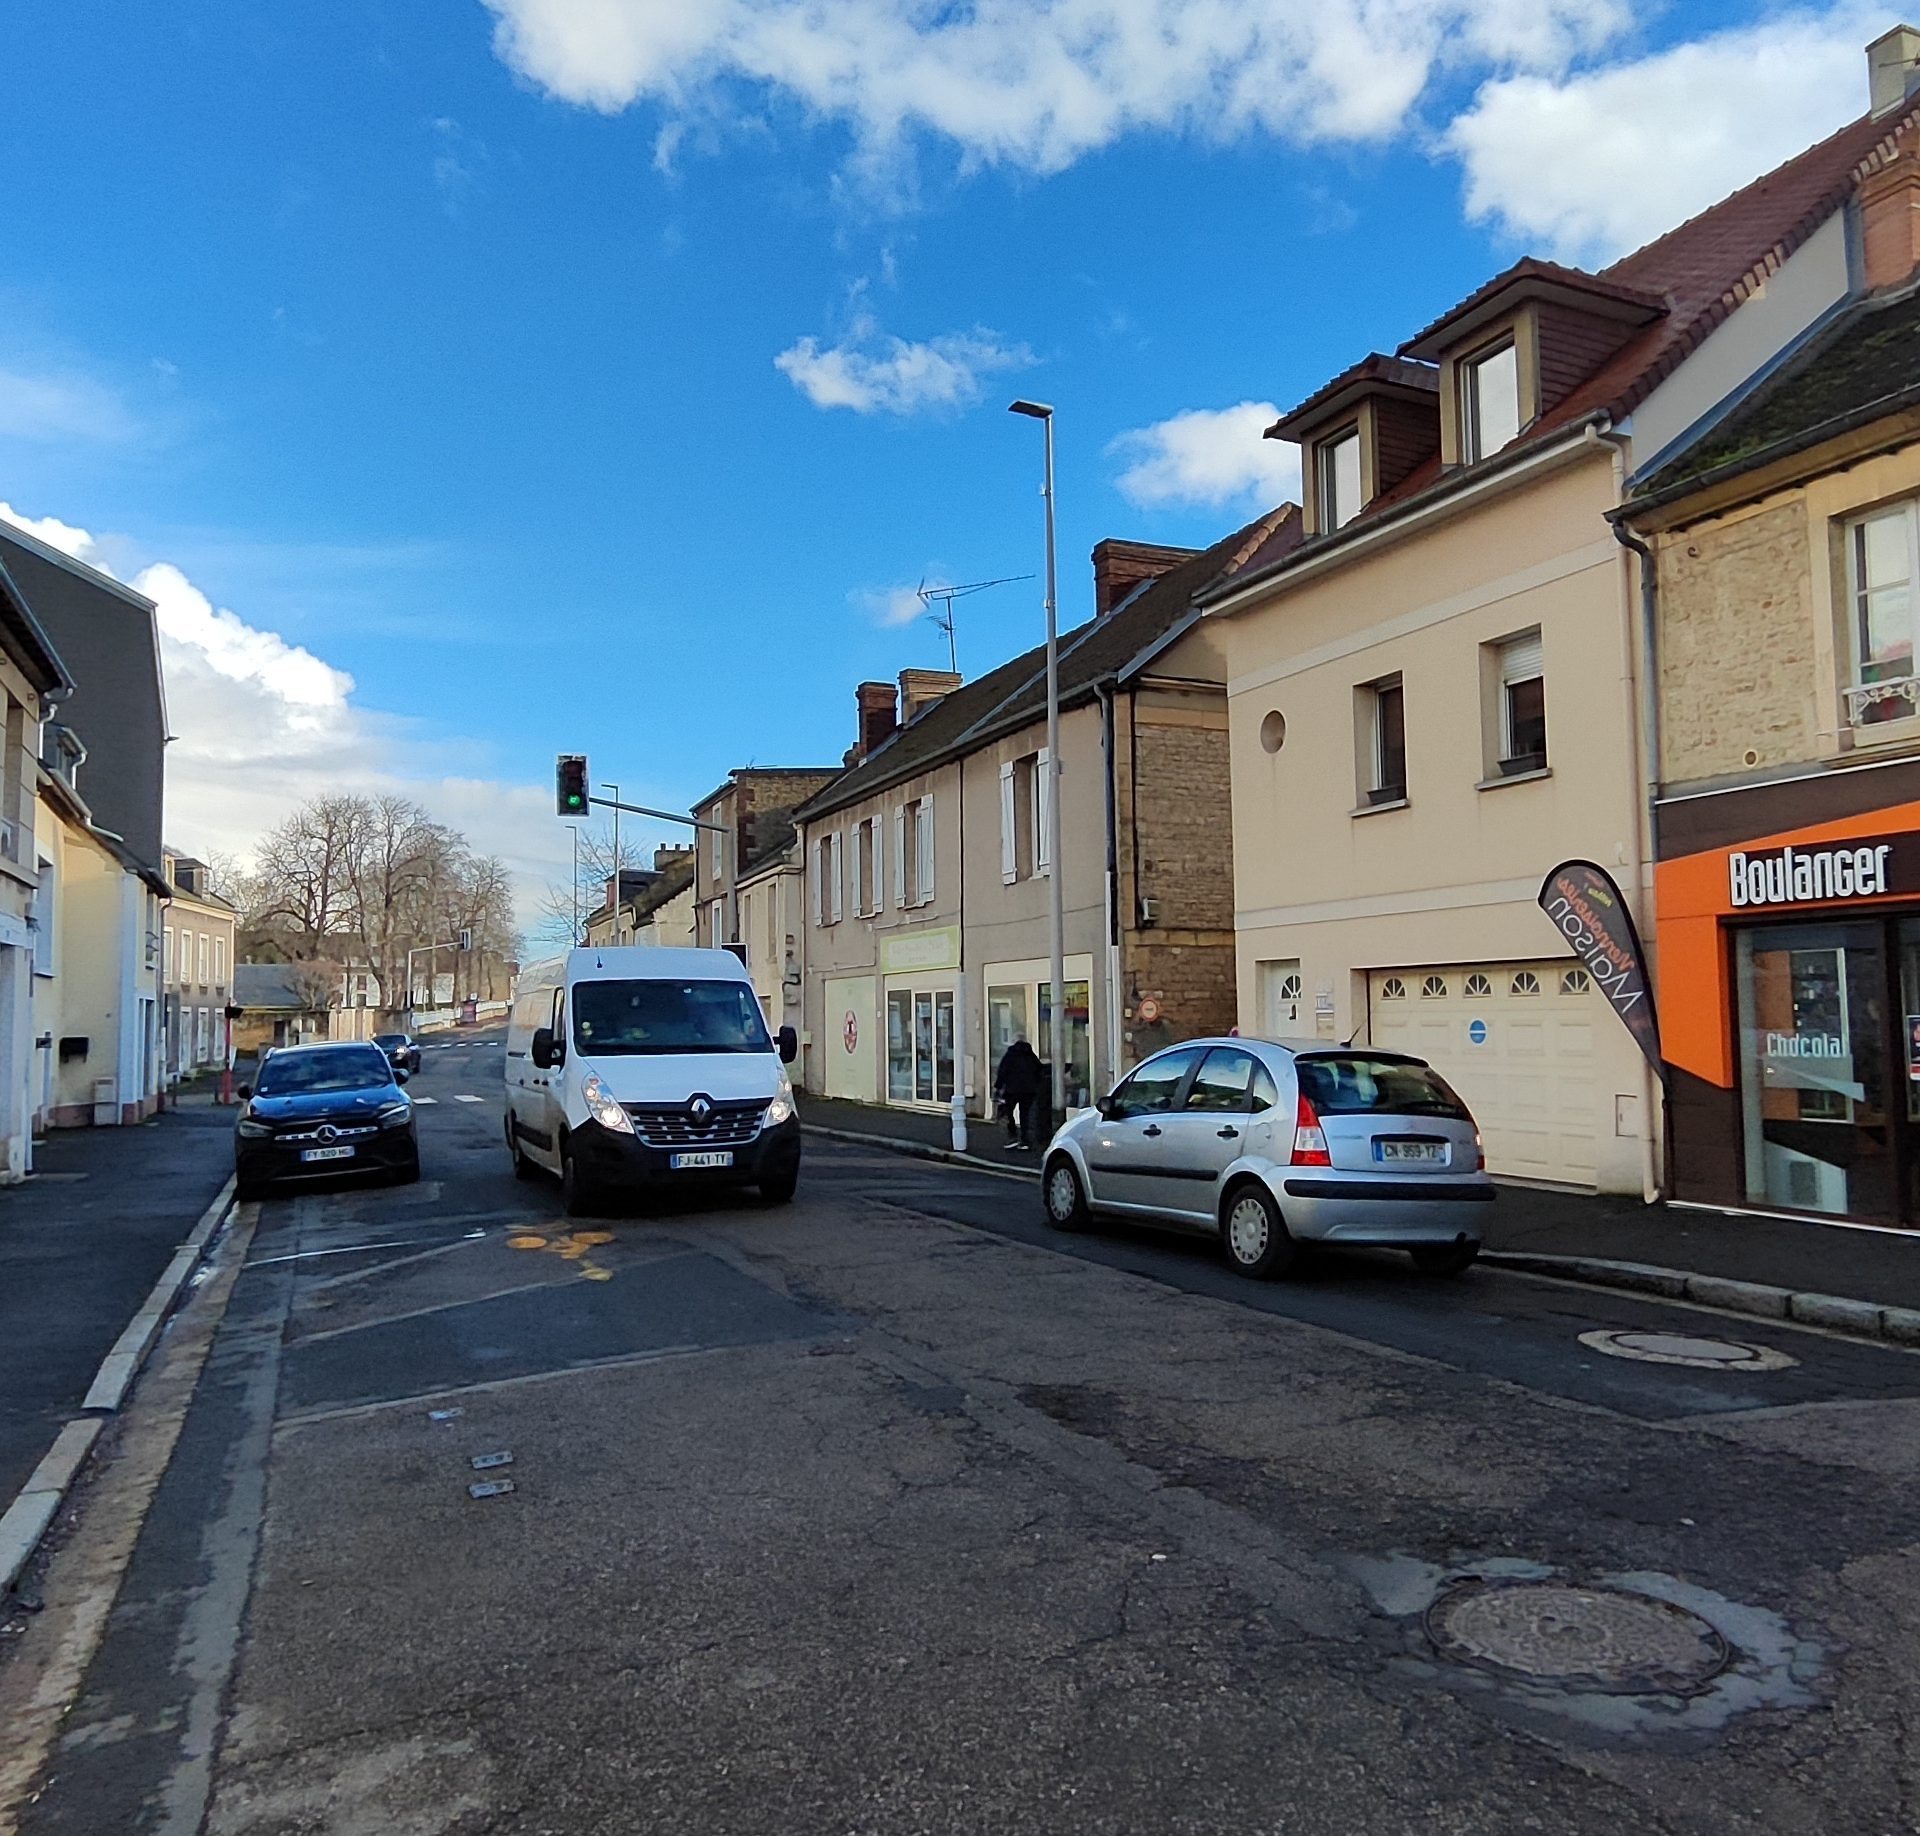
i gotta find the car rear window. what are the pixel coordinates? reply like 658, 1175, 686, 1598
1296, 1055, 1469, 1118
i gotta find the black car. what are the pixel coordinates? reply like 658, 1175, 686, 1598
235, 1042, 419, 1200
372, 1030, 423, 1074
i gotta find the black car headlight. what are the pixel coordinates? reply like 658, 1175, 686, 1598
236, 1116, 272, 1140
376, 1103, 413, 1130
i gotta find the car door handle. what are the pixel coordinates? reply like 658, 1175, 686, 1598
1217, 1126, 1240, 1139
1142, 1124, 1162, 1137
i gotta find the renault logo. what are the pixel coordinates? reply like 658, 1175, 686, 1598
690, 1096, 712, 1121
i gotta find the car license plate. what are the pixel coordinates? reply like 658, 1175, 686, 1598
1376, 1140, 1446, 1165
671, 1150, 734, 1170
300, 1145, 356, 1163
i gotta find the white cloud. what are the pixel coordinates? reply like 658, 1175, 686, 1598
853, 578, 941, 627
1447, 4, 1887, 264
1109, 402, 1301, 510
775, 313, 1031, 414
0, 502, 572, 934
482, 0, 1631, 175
0, 365, 140, 445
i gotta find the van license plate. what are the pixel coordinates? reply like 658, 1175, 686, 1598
1376, 1140, 1445, 1164
671, 1150, 733, 1170
300, 1146, 355, 1163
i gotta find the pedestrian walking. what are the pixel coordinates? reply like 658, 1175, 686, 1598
994, 1035, 1046, 1151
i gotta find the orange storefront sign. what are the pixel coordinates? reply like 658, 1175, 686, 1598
1655, 798, 1920, 1089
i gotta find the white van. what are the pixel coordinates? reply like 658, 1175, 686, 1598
504, 946, 801, 1216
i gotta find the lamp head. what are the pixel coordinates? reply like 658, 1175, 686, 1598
1008, 400, 1054, 420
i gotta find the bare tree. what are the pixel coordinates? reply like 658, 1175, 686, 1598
532, 821, 653, 947
242, 796, 365, 951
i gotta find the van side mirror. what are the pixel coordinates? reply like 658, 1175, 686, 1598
776, 1024, 798, 1065
531, 1026, 556, 1070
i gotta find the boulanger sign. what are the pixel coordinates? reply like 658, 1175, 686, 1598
1538, 860, 1663, 1079
1728, 837, 1906, 908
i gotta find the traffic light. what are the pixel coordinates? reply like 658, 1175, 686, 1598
556, 754, 589, 819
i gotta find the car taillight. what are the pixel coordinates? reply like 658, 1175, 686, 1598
1291, 1092, 1331, 1167
1474, 1130, 1486, 1172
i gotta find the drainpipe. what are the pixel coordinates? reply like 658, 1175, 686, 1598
1098, 682, 1122, 1091
1589, 423, 1663, 1205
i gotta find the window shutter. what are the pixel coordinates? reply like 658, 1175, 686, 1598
1035, 748, 1052, 875
811, 840, 823, 926
893, 806, 906, 907
1500, 630, 1543, 683
830, 831, 844, 923
917, 795, 935, 905
868, 817, 882, 913
999, 763, 1018, 884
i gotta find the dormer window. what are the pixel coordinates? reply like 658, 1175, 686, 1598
1461, 339, 1520, 462
1317, 427, 1363, 531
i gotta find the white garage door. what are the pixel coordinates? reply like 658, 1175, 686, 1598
1366, 962, 1598, 1186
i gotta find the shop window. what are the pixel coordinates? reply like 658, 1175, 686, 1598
1510, 970, 1541, 996
1560, 967, 1591, 995
1420, 974, 1447, 999
988, 985, 1032, 1077
886, 988, 955, 1105
1464, 972, 1493, 997
1379, 976, 1407, 1000
1844, 501, 1920, 727
1038, 979, 1093, 1109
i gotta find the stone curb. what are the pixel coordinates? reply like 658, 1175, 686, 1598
800, 1122, 1039, 1184
2, 1177, 235, 1600
1482, 1250, 1920, 1350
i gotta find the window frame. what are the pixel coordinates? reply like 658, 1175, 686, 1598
1460, 336, 1521, 463
1365, 675, 1407, 805
1316, 424, 1363, 532
1845, 500, 1920, 727
1495, 628, 1547, 773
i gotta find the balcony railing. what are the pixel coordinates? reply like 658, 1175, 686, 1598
1846, 675, 1920, 725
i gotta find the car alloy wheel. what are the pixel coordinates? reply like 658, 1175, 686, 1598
1221, 1182, 1296, 1280
1043, 1156, 1087, 1231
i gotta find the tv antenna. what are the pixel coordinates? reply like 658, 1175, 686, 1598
917, 573, 1034, 674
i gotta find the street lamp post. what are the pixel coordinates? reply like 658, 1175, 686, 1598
1009, 399, 1066, 1122
602, 781, 620, 942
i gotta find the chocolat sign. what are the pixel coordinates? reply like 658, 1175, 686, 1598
1728, 834, 1917, 908
1537, 860, 1663, 1079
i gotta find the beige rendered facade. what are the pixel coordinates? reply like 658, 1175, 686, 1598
161, 849, 237, 1086
737, 841, 804, 1037
1215, 448, 1654, 1193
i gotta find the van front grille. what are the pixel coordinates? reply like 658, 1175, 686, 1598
623, 1100, 764, 1148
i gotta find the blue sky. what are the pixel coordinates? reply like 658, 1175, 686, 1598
0, 0, 1897, 923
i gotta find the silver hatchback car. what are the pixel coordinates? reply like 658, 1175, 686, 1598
1041, 1037, 1496, 1279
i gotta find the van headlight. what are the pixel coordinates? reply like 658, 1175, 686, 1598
581, 1072, 633, 1135
765, 1094, 794, 1127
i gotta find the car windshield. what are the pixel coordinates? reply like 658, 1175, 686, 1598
1296, 1055, 1469, 1118
572, 979, 771, 1056
255, 1049, 393, 1096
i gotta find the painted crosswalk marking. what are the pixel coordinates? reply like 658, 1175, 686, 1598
412, 1095, 438, 1105
452, 1094, 484, 1103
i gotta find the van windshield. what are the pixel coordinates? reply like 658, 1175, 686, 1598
572, 979, 771, 1056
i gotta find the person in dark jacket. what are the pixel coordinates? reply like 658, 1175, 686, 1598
994, 1036, 1046, 1150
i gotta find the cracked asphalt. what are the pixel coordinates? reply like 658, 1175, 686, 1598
10, 1027, 1920, 1834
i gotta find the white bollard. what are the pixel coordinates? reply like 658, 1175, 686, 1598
949, 1093, 969, 1154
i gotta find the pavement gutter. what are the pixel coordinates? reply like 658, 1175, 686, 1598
0, 1175, 235, 1597
806, 1123, 1920, 1354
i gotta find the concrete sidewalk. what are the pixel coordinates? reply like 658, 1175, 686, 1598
0, 1103, 236, 1515
800, 1091, 1920, 1327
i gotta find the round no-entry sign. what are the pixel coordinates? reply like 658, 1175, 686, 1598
843, 1011, 859, 1053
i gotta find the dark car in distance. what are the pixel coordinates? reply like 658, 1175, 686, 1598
373, 1031, 424, 1074
234, 1041, 419, 1200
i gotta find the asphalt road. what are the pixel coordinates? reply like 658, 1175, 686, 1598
9, 1026, 1920, 1833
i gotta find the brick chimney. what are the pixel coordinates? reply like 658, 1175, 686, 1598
1870, 25, 1920, 116
652, 844, 692, 872
1090, 539, 1199, 617
854, 680, 898, 762
899, 668, 962, 725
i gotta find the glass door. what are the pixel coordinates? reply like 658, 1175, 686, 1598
1736, 922, 1892, 1219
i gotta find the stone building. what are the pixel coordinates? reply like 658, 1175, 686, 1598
793, 509, 1298, 1115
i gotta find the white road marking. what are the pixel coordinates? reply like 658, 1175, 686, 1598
412, 1095, 438, 1105
452, 1094, 484, 1103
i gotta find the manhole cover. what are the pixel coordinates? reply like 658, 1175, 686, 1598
1578, 1328, 1797, 1371
1426, 1579, 1732, 1695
